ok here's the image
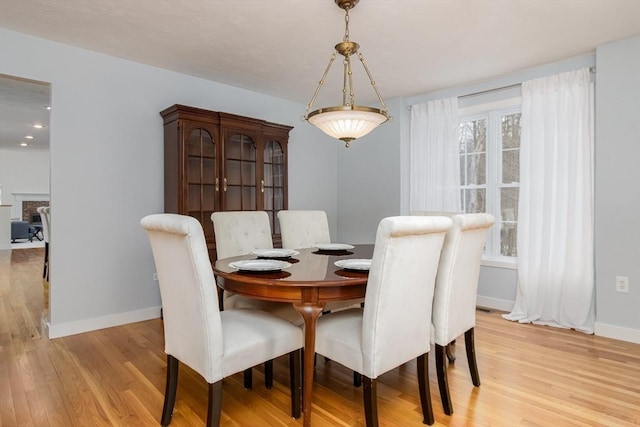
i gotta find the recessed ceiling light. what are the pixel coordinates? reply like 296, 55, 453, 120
33, 124, 45, 129
43, 106, 51, 110
20, 142, 28, 147
25, 135, 34, 139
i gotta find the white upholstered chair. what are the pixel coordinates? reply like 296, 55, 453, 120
211, 211, 301, 323
141, 214, 303, 426
411, 210, 460, 361
315, 216, 452, 426
277, 210, 331, 249
211, 211, 302, 388
431, 213, 494, 415
278, 209, 363, 311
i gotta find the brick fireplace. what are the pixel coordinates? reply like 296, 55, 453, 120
22, 200, 49, 222
11, 192, 50, 222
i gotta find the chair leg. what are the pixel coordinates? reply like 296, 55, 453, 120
435, 344, 453, 415
265, 360, 273, 389
363, 376, 379, 427
161, 355, 179, 426
217, 287, 224, 312
289, 349, 302, 419
243, 368, 252, 389
465, 328, 481, 387
206, 381, 223, 427
417, 353, 434, 425
446, 340, 456, 364
353, 371, 362, 387
43, 242, 49, 279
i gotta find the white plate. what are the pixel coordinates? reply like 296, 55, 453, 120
334, 259, 371, 271
251, 248, 300, 258
314, 243, 355, 251
229, 259, 292, 272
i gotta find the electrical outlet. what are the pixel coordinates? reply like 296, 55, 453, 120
615, 276, 629, 293
153, 272, 158, 282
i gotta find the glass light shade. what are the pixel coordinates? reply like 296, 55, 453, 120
307, 106, 389, 144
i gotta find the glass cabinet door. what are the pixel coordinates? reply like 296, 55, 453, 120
263, 139, 285, 235
224, 133, 257, 211
185, 125, 218, 242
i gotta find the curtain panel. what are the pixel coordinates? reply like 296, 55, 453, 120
409, 98, 461, 213
504, 68, 595, 333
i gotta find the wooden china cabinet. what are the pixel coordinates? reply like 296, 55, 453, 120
160, 104, 293, 259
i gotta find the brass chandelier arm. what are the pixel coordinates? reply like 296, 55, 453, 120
304, 52, 337, 119
344, 56, 352, 107
305, 48, 389, 118
357, 51, 389, 115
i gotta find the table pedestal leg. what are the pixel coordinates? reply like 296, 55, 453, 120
293, 301, 324, 427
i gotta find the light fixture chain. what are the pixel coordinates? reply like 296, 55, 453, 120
344, 8, 350, 42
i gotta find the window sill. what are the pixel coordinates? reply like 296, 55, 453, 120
481, 257, 517, 270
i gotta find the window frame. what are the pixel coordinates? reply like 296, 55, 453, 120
459, 101, 521, 267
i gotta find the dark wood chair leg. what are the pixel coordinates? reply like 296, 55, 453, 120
363, 376, 379, 427
216, 287, 224, 312
417, 353, 434, 425
289, 350, 302, 419
43, 242, 49, 279
465, 328, 481, 386
243, 368, 252, 389
435, 344, 453, 415
446, 339, 456, 363
265, 360, 273, 389
206, 381, 223, 427
161, 355, 179, 426
353, 371, 362, 387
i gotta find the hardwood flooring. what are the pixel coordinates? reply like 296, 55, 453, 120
1, 248, 639, 426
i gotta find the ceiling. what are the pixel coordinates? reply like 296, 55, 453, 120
0, 75, 50, 151
1, 0, 639, 151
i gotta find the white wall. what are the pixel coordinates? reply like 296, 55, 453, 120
336, 97, 407, 243
594, 35, 640, 342
0, 149, 50, 218
0, 28, 336, 337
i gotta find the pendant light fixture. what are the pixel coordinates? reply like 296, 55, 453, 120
303, 0, 391, 147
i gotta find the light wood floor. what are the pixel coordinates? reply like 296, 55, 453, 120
1, 248, 639, 426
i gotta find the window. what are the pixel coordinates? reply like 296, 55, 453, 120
459, 106, 521, 260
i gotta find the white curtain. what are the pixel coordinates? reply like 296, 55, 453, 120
410, 98, 461, 212
504, 68, 595, 333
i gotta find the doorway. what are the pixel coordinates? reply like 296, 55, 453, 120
0, 73, 51, 336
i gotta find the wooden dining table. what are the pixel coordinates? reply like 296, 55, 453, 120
213, 244, 374, 427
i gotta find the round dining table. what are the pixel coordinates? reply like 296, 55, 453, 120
213, 244, 374, 427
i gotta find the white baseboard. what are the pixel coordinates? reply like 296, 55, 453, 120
476, 296, 514, 312
45, 301, 639, 345
476, 296, 640, 344
48, 306, 162, 339
594, 322, 640, 344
